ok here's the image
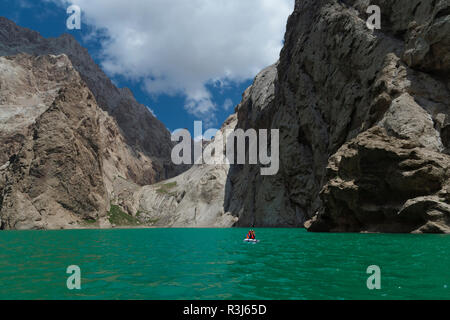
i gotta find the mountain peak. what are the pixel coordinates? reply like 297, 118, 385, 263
0, 18, 187, 184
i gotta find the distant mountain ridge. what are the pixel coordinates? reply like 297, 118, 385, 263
0, 17, 183, 184
0, 17, 186, 229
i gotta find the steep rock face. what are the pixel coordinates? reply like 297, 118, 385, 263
225, 65, 306, 227
0, 53, 177, 229
0, 17, 183, 185
227, 0, 450, 232
111, 115, 239, 227
306, 126, 450, 233
0, 18, 187, 229
0, 54, 111, 229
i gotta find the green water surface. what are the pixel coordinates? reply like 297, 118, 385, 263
0, 228, 448, 300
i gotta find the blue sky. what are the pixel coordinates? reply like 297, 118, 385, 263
0, 0, 293, 135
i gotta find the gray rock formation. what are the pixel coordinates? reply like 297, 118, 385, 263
111, 114, 239, 227
226, 0, 450, 233
225, 64, 305, 227
0, 17, 184, 185
305, 126, 450, 233
0, 18, 187, 229
0, 54, 110, 229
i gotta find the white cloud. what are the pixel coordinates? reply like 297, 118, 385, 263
18, 0, 33, 8
52, 0, 294, 124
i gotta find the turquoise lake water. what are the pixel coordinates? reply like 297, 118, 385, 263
0, 228, 449, 300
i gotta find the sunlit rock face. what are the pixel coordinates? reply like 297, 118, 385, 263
111, 114, 239, 228
0, 18, 187, 229
0, 17, 185, 186
226, 0, 450, 232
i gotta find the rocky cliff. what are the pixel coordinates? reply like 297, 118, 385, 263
0, 17, 182, 185
111, 115, 239, 227
226, 0, 450, 233
0, 18, 185, 229
1, 0, 449, 233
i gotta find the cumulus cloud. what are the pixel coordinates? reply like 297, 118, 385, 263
52, 0, 293, 124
